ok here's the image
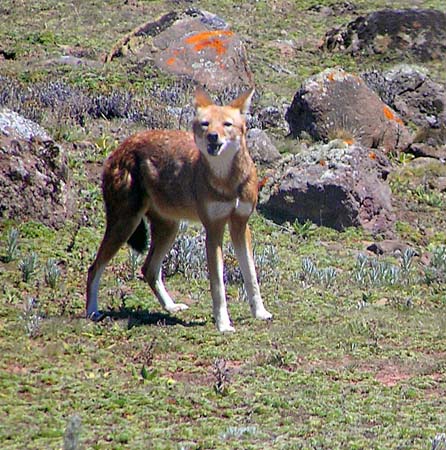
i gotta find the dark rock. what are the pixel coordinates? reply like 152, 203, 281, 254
410, 143, 446, 161
286, 68, 412, 152
258, 140, 395, 236
246, 128, 281, 165
0, 108, 73, 228
323, 9, 446, 62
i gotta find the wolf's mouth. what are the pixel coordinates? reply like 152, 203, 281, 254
207, 142, 223, 156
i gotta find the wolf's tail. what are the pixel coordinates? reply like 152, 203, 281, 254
127, 219, 148, 253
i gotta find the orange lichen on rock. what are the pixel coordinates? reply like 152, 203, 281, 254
368, 151, 377, 160
185, 30, 234, 55
383, 105, 404, 125
343, 138, 354, 146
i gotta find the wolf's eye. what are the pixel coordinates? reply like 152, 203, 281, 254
200, 121, 209, 128
224, 121, 233, 127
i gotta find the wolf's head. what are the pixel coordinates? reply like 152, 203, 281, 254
192, 88, 254, 167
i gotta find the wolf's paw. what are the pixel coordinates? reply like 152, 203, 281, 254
217, 322, 236, 333
87, 311, 105, 322
165, 303, 189, 314
253, 309, 273, 321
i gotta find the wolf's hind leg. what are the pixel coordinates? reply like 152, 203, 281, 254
86, 213, 143, 320
142, 217, 188, 313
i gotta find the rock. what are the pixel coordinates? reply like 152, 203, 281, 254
105, 9, 252, 91
363, 67, 446, 132
323, 9, 446, 62
285, 68, 412, 152
410, 143, 446, 161
366, 240, 417, 256
0, 108, 51, 141
0, 108, 73, 228
258, 140, 395, 236
256, 105, 289, 133
247, 128, 281, 165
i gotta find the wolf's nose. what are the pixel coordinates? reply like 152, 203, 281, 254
207, 132, 219, 143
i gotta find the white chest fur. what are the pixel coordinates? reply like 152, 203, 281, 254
206, 198, 254, 220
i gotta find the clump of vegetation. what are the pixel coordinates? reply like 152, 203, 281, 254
213, 358, 231, 395
220, 425, 258, 441
163, 224, 207, 280
63, 415, 82, 450
127, 247, 142, 281
3, 228, 20, 262
18, 251, 38, 282
424, 245, 446, 287
299, 257, 337, 288
44, 258, 61, 289
20, 297, 42, 338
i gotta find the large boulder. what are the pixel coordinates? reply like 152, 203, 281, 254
363, 66, 446, 130
285, 68, 412, 152
105, 10, 252, 91
0, 109, 73, 228
323, 9, 446, 62
258, 140, 395, 236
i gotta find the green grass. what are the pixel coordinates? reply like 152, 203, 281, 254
1, 0, 446, 448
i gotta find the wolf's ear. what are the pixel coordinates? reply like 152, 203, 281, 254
230, 87, 255, 115
194, 87, 214, 109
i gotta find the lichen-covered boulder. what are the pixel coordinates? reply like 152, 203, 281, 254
0, 108, 73, 228
323, 9, 446, 62
285, 68, 412, 152
258, 140, 395, 236
104, 10, 252, 91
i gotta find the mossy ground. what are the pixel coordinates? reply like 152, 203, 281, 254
1, 1, 446, 449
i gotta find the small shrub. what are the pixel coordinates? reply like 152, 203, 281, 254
299, 257, 337, 287
63, 415, 82, 450
19, 252, 39, 283
353, 254, 402, 287
4, 228, 20, 262
213, 358, 231, 395
220, 425, 258, 440
292, 219, 316, 240
44, 258, 61, 289
424, 246, 446, 286
20, 297, 42, 338
127, 248, 142, 281
431, 433, 446, 450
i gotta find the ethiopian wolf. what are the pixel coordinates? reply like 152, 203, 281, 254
86, 87, 272, 332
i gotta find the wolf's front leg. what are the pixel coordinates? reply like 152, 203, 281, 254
205, 222, 235, 332
229, 216, 272, 321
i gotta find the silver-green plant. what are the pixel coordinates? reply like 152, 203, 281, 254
213, 358, 231, 395
44, 258, 61, 289
19, 252, 38, 283
431, 433, 446, 450
20, 297, 42, 338
63, 415, 82, 450
127, 248, 142, 280
300, 257, 337, 287
424, 245, 446, 286
4, 228, 19, 262
220, 425, 258, 440
400, 247, 417, 274
254, 244, 280, 283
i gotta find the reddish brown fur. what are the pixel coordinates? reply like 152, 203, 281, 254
86, 88, 271, 331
